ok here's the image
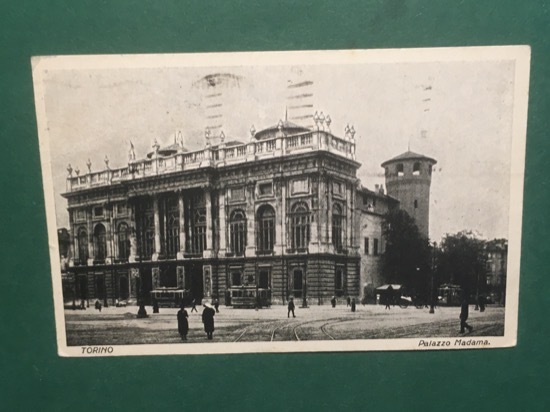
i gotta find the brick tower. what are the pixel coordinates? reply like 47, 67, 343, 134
381, 150, 437, 239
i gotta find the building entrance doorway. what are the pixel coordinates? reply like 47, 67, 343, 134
186, 263, 204, 303
118, 275, 129, 300
292, 269, 304, 299
138, 268, 153, 305
76, 274, 88, 307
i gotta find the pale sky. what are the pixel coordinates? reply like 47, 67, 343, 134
41, 54, 516, 243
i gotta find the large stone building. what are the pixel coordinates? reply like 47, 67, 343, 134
60, 115, 431, 307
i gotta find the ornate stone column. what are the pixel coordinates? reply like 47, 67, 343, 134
245, 182, 256, 256
218, 188, 227, 255
204, 189, 213, 258
87, 209, 94, 266
69, 210, 75, 267
152, 196, 161, 261
346, 182, 352, 250
274, 177, 286, 255
177, 192, 186, 259
328, 182, 334, 252
128, 202, 138, 263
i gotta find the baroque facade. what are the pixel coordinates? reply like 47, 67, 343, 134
60, 116, 426, 307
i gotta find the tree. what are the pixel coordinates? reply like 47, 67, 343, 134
437, 231, 487, 298
382, 209, 431, 297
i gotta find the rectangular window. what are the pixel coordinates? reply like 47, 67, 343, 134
93, 206, 103, 217
258, 182, 273, 196
230, 186, 245, 202
333, 181, 343, 196
75, 208, 86, 222
291, 178, 308, 195
364, 237, 369, 255
117, 203, 128, 216
373, 238, 379, 256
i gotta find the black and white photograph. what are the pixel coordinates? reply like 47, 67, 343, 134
32, 46, 530, 356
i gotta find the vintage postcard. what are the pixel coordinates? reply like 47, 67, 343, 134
32, 46, 530, 357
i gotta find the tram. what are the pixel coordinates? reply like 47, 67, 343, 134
150, 288, 193, 308
228, 286, 271, 308
437, 284, 462, 306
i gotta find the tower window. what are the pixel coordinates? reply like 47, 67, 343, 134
397, 163, 404, 176
413, 162, 421, 175
373, 238, 379, 256
414, 199, 418, 209
364, 237, 369, 255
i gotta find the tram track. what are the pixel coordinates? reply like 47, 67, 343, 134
236, 312, 503, 342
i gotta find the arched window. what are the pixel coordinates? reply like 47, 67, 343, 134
93, 223, 107, 261
117, 223, 129, 260
332, 203, 344, 252
77, 228, 88, 263
229, 209, 247, 256
290, 202, 310, 251
256, 205, 275, 253
191, 208, 206, 254
136, 199, 154, 260
164, 197, 179, 258
397, 163, 404, 176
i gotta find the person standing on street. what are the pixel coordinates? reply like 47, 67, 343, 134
177, 305, 189, 341
346, 296, 351, 307
213, 297, 220, 313
202, 303, 216, 340
287, 297, 296, 318
190, 298, 198, 313
331, 296, 336, 308
460, 298, 473, 333
351, 298, 356, 312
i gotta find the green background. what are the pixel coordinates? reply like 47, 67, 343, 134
1, 1, 548, 410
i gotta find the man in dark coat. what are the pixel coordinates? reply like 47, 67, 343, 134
177, 306, 189, 341
190, 298, 198, 313
460, 298, 473, 333
287, 297, 296, 318
201, 304, 216, 340
331, 296, 336, 308
346, 296, 351, 307
351, 298, 356, 312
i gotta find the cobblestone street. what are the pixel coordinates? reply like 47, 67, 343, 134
65, 304, 505, 346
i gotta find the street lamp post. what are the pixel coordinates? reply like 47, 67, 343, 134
430, 241, 437, 314
132, 224, 148, 319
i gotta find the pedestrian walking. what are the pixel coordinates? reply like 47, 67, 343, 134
331, 296, 336, 308
351, 298, 356, 312
190, 298, 198, 313
201, 303, 216, 340
346, 296, 351, 307
177, 305, 189, 341
287, 297, 296, 318
478, 295, 486, 312
213, 297, 220, 313
384, 294, 391, 310
94, 299, 102, 312
459, 298, 473, 333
